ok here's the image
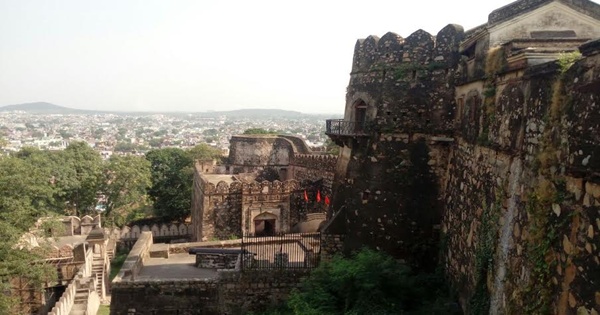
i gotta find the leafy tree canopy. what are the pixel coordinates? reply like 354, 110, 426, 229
0, 156, 59, 313
188, 143, 222, 162
145, 148, 193, 221
101, 155, 151, 222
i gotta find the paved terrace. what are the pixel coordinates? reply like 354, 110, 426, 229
202, 174, 238, 185
114, 232, 320, 283
137, 252, 218, 280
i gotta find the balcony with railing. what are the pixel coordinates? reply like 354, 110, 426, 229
325, 119, 368, 136
325, 119, 369, 145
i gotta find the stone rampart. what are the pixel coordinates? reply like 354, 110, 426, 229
346, 24, 464, 137
111, 269, 308, 315
228, 135, 296, 168
118, 222, 191, 240
291, 154, 337, 171
48, 248, 97, 315
114, 232, 153, 281
111, 234, 311, 314
199, 178, 300, 196
290, 154, 337, 189
332, 17, 600, 314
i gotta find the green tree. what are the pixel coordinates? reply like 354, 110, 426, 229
145, 148, 193, 220
114, 142, 137, 152
56, 142, 103, 216
58, 129, 72, 139
148, 138, 163, 148
0, 157, 58, 314
187, 143, 222, 161
286, 249, 460, 315
101, 155, 151, 221
243, 128, 274, 135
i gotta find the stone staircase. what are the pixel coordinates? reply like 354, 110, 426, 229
68, 280, 91, 315
92, 254, 105, 298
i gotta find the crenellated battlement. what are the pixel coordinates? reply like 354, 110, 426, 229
199, 177, 300, 196
118, 223, 191, 240
351, 24, 464, 74
291, 154, 337, 173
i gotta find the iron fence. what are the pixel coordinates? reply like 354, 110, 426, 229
240, 232, 321, 271
325, 119, 367, 136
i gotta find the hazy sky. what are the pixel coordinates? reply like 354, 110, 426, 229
1, 0, 532, 113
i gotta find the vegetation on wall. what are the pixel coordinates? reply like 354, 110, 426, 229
254, 249, 460, 315
468, 194, 501, 314
522, 56, 577, 314
477, 47, 505, 146
557, 52, 582, 74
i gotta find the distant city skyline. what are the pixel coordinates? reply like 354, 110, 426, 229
0, 0, 561, 114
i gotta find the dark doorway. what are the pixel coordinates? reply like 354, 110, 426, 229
254, 219, 276, 236
354, 101, 367, 133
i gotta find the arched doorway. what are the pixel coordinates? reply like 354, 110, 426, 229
354, 100, 367, 133
253, 212, 278, 236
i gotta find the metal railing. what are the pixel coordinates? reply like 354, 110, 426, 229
240, 233, 321, 271
325, 119, 367, 136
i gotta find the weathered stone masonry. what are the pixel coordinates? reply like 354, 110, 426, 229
325, 1, 600, 314
191, 135, 336, 241
110, 232, 308, 315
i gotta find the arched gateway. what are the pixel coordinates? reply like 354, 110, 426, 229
253, 212, 278, 236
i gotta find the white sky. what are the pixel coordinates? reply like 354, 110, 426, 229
0, 0, 549, 113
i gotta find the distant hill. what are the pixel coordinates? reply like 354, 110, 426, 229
0, 102, 93, 114
0, 102, 339, 117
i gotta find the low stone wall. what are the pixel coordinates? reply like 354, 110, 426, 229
195, 253, 238, 269
111, 234, 315, 314
48, 249, 96, 315
114, 232, 153, 281
111, 269, 309, 315
169, 239, 242, 254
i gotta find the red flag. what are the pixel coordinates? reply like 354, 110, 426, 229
317, 190, 321, 203
325, 195, 330, 206
304, 190, 308, 202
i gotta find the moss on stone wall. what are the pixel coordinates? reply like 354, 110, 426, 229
468, 193, 501, 314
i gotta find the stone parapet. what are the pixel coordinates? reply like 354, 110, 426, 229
110, 269, 309, 315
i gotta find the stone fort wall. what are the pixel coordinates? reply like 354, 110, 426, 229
111, 232, 309, 315
227, 135, 311, 174
329, 22, 600, 315
442, 42, 600, 314
193, 175, 304, 241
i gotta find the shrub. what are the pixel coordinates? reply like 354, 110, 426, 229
280, 248, 460, 315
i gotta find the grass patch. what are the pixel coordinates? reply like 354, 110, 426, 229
97, 304, 110, 315
109, 251, 128, 281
